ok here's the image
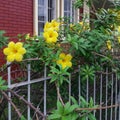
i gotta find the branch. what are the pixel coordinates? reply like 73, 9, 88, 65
102, 0, 107, 8
7, 89, 45, 118
90, 0, 97, 13
55, 82, 65, 106
1, 91, 22, 118
76, 103, 120, 111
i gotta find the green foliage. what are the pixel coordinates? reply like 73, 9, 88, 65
80, 65, 95, 81
78, 96, 97, 120
0, 30, 8, 49
48, 100, 79, 120
20, 115, 26, 120
0, 77, 7, 90
94, 8, 118, 29
73, 0, 84, 9
49, 65, 70, 86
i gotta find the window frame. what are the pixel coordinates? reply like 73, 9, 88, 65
33, 0, 79, 36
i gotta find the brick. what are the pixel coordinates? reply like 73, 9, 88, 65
0, 0, 33, 66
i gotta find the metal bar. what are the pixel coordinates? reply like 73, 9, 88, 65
105, 68, 108, 120
86, 77, 89, 103
8, 62, 11, 120
9, 77, 51, 89
27, 64, 31, 120
86, 77, 89, 120
78, 65, 81, 105
119, 104, 120, 120
100, 72, 102, 120
114, 73, 117, 120
69, 74, 71, 103
93, 76, 96, 116
44, 65, 47, 117
110, 72, 113, 120
118, 79, 120, 120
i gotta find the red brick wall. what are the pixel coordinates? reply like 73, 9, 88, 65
0, 0, 33, 66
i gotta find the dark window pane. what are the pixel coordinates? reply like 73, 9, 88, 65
38, 22, 44, 36
64, 0, 70, 11
38, 0, 44, 5
48, 0, 52, 8
38, 7, 46, 21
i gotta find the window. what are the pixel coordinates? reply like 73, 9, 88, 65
64, 0, 77, 22
38, 0, 55, 36
36, 0, 78, 36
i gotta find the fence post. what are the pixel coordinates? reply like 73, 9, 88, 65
27, 63, 31, 120
7, 62, 11, 120
78, 65, 81, 105
44, 65, 47, 119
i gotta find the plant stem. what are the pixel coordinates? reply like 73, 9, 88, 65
55, 82, 65, 106
1, 91, 22, 118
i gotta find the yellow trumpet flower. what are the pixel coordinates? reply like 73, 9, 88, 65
57, 53, 72, 69
3, 41, 26, 62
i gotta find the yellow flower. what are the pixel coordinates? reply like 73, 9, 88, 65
25, 33, 30, 40
106, 40, 112, 50
117, 26, 120, 33
79, 21, 84, 26
44, 20, 60, 32
57, 53, 72, 69
44, 22, 52, 32
118, 36, 120, 43
79, 21, 90, 31
3, 41, 26, 62
70, 24, 74, 31
43, 29, 58, 43
51, 20, 60, 31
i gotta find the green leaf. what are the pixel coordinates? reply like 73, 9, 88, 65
57, 101, 64, 114
0, 86, 8, 90
89, 97, 94, 107
20, 115, 26, 120
63, 102, 71, 115
67, 104, 78, 114
70, 96, 78, 105
88, 113, 96, 120
48, 114, 61, 119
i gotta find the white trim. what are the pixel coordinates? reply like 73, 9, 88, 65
61, 0, 64, 17
83, 0, 90, 22
56, 0, 60, 19
33, 0, 38, 35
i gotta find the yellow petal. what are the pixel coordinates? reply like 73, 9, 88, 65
18, 48, 26, 54
118, 37, 120, 43
59, 53, 65, 59
66, 62, 72, 67
3, 48, 11, 55
8, 41, 15, 48
7, 55, 15, 62
44, 22, 52, 32
15, 53, 23, 62
66, 54, 72, 61
15, 42, 23, 49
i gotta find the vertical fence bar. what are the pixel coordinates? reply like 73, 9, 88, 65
78, 65, 81, 105
86, 77, 89, 120
105, 68, 108, 120
69, 74, 71, 103
27, 64, 31, 120
93, 76, 96, 116
100, 72, 102, 120
118, 82, 120, 120
8, 62, 11, 120
44, 65, 47, 118
86, 77, 89, 103
114, 73, 118, 120
110, 72, 113, 120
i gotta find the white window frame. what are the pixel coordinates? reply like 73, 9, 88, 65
33, 0, 79, 36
